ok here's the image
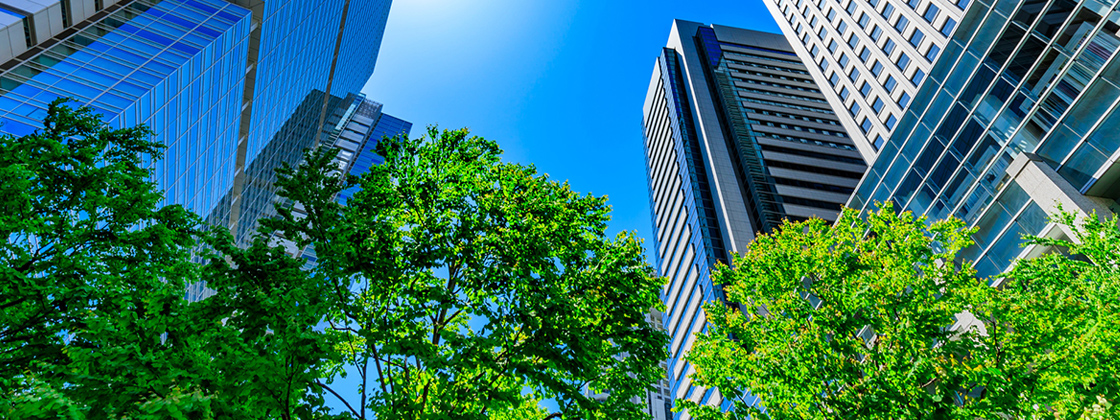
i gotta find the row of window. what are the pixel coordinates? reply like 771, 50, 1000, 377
735, 74, 823, 94
743, 97, 836, 115
760, 131, 858, 151
749, 107, 842, 126
751, 118, 850, 138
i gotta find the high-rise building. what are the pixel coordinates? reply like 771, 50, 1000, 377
642, 20, 865, 417
0, 0, 392, 237
765, 0, 966, 159
267, 95, 412, 269
843, 0, 1120, 278
770, 0, 1120, 275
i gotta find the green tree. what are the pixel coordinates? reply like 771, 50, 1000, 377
680, 204, 998, 419
681, 203, 1120, 420
987, 210, 1120, 419
0, 101, 341, 419
2, 103, 667, 419
264, 127, 668, 419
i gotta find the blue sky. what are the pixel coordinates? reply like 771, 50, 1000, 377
361, 0, 780, 251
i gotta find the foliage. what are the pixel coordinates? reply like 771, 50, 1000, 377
680, 204, 997, 419
0, 101, 341, 419
681, 203, 1120, 420
1, 104, 666, 420
987, 210, 1120, 419
265, 126, 668, 419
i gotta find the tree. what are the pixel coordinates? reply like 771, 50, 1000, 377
1, 102, 667, 419
0, 101, 340, 419
680, 203, 1120, 420
986, 210, 1120, 419
680, 204, 998, 419
0, 100, 212, 418
264, 126, 668, 419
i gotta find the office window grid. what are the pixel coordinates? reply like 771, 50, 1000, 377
0, 0, 251, 219
767, 0, 964, 159
848, 0, 1120, 278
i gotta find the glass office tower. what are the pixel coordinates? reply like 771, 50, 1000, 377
0, 0, 392, 235
642, 20, 864, 418
845, 0, 1120, 278
0, 0, 251, 219
765, 0, 966, 159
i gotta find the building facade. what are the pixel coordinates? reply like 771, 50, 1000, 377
0, 0, 392, 246
270, 95, 412, 269
642, 20, 865, 418
765, 0, 966, 159
843, 0, 1120, 278
768, 0, 1120, 276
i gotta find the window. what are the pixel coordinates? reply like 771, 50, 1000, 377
912, 69, 926, 84
873, 134, 886, 150
818, 26, 828, 38
819, 57, 830, 71
885, 114, 898, 129
870, 25, 883, 41
829, 72, 841, 86
859, 46, 871, 61
810, 44, 820, 57
839, 53, 850, 67
872, 97, 885, 113
849, 101, 861, 116
909, 29, 925, 47
869, 0, 880, 7
846, 1, 858, 14
956, 0, 969, 10
926, 44, 941, 61
860, 81, 872, 96
837, 20, 848, 33
923, 4, 940, 23
811, 16, 819, 27
828, 39, 839, 53
895, 15, 909, 32
941, 18, 957, 36
871, 60, 883, 76
899, 91, 912, 107
860, 117, 872, 133
827, 7, 837, 21
881, 3, 895, 19
847, 33, 859, 48
802, 32, 810, 44
849, 66, 861, 82
840, 86, 851, 100
897, 52, 911, 71
908, 0, 921, 8
883, 38, 896, 54
858, 12, 870, 28
885, 75, 898, 92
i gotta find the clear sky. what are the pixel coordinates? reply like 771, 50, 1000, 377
361, 0, 780, 252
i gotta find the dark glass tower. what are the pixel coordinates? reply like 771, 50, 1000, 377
642, 20, 865, 416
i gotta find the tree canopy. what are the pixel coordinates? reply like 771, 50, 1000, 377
0, 102, 668, 420
264, 126, 668, 419
680, 203, 1120, 420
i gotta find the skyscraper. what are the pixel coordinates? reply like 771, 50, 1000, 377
642, 20, 865, 417
846, 0, 1120, 278
765, 0, 966, 159
770, 0, 1120, 275
265, 95, 412, 269
0, 0, 392, 236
